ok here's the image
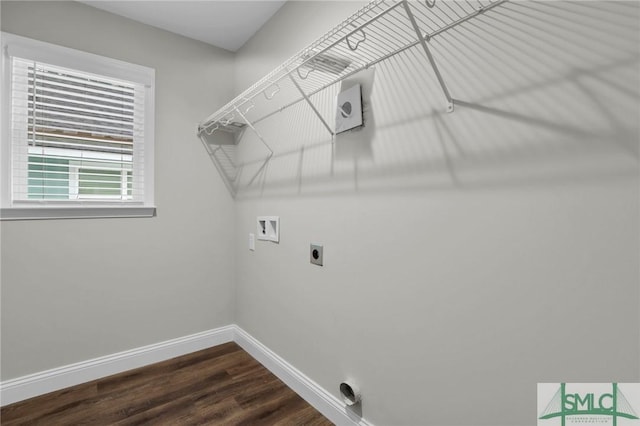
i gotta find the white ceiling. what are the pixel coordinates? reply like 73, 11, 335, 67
78, 1, 287, 52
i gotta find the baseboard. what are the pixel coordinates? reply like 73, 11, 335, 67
233, 326, 374, 426
0, 325, 235, 406
0, 324, 373, 426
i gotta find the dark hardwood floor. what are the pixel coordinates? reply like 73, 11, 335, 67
0, 342, 333, 425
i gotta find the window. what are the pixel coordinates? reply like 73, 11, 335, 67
1, 33, 155, 220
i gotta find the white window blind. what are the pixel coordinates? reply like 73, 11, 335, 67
1, 32, 155, 220
11, 57, 146, 202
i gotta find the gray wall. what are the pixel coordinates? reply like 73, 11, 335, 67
0, 1, 236, 379
1, 1, 638, 425
234, 2, 640, 425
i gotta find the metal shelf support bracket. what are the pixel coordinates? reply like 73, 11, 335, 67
402, 0, 454, 113
234, 106, 273, 156
288, 74, 335, 137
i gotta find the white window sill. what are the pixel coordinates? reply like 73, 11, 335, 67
0, 206, 156, 221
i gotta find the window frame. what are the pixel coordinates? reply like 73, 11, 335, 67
1, 32, 155, 220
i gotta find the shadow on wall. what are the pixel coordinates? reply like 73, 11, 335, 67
232, 0, 639, 199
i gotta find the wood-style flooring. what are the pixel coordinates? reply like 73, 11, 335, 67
0, 342, 333, 425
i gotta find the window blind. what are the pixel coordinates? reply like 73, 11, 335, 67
10, 57, 146, 202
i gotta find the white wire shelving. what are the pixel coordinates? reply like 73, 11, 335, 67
197, 0, 508, 196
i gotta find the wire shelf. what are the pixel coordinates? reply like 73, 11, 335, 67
198, 0, 508, 196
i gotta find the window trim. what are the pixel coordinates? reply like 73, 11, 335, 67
1, 32, 155, 220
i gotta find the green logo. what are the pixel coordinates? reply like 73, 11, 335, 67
539, 383, 639, 426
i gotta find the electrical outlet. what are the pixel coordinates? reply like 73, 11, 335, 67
310, 244, 323, 266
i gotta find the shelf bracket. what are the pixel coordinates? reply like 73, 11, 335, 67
297, 66, 315, 80
263, 83, 280, 100
221, 114, 235, 126
402, 0, 454, 113
346, 29, 367, 51
234, 106, 273, 156
288, 74, 334, 137
242, 100, 256, 114
202, 122, 219, 135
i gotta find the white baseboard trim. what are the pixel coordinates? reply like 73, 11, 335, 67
0, 324, 373, 426
0, 325, 235, 406
233, 326, 374, 426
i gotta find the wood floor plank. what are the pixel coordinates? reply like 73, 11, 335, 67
274, 405, 333, 426
0, 342, 333, 425
0, 382, 99, 425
